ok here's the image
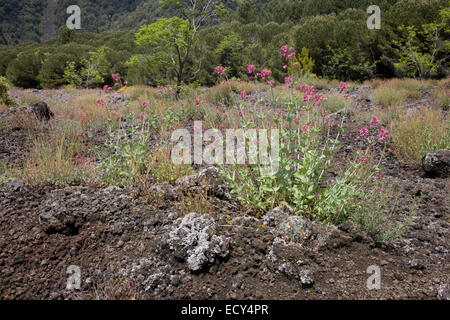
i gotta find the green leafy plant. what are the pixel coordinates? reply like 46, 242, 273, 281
393, 8, 449, 78
64, 47, 110, 88
0, 76, 17, 107
94, 113, 151, 186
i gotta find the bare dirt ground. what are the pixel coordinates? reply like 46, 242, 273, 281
0, 86, 448, 300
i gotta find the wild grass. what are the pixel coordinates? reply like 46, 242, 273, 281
373, 86, 407, 106
432, 89, 449, 110
17, 122, 97, 186
321, 92, 354, 113
390, 106, 450, 167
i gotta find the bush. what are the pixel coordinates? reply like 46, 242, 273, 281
6, 50, 43, 88
0, 76, 17, 107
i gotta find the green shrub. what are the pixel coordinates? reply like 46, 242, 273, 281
0, 76, 17, 107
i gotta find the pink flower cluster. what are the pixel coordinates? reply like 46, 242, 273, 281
259, 69, 272, 80
103, 85, 112, 92
339, 81, 350, 93
281, 45, 295, 61
215, 66, 227, 76
247, 65, 273, 82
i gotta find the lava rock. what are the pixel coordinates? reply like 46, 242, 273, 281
163, 213, 230, 272
175, 166, 227, 198
27, 101, 54, 121
422, 149, 450, 178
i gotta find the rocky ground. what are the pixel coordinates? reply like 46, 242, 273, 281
0, 86, 448, 300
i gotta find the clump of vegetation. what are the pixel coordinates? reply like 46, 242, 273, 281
0, 76, 18, 108
390, 106, 450, 166
372, 85, 407, 106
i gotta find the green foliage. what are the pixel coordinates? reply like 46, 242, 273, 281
350, 178, 420, 245
0, 76, 17, 107
95, 114, 151, 186
215, 32, 244, 77
1, 0, 449, 88
131, 17, 196, 86
322, 46, 377, 81
64, 47, 110, 88
38, 52, 73, 88
290, 47, 315, 77
6, 50, 43, 88
393, 8, 449, 78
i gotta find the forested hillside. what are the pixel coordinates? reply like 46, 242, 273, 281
0, 0, 448, 88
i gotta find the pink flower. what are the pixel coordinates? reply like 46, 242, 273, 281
195, 98, 201, 106
169, 125, 175, 130
339, 81, 350, 93
247, 64, 256, 74
293, 116, 299, 124
141, 101, 148, 107
240, 91, 247, 100
276, 109, 282, 115
370, 116, 380, 124
286, 52, 295, 61
283, 65, 287, 70
302, 124, 309, 133
81, 115, 86, 121
219, 124, 225, 130
96, 99, 105, 105
266, 80, 275, 86
362, 149, 368, 154
324, 117, 330, 124
378, 128, 390, 141
123, 81, 128, 85
293, 62, 299, 67
112, 73, 120, 82
260, 69, 272, 80
215, 65, 227, 76
387, 148, 392, 153
359, 127, 369, 137
238, 110, 243, 117
360, 156, 368, 163
281, 45, 289, 57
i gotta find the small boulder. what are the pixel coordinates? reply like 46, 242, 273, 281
162, 212, 230, 272
175, 166, 227, 198
422, 149, 450, 178
29, 101, 54, 121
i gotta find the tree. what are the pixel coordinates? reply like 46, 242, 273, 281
64, 47, 110, 88
392, 8, 449, 78
160, 0, 225, 32
130, 17, 196, 87
215, 32, 244, 77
